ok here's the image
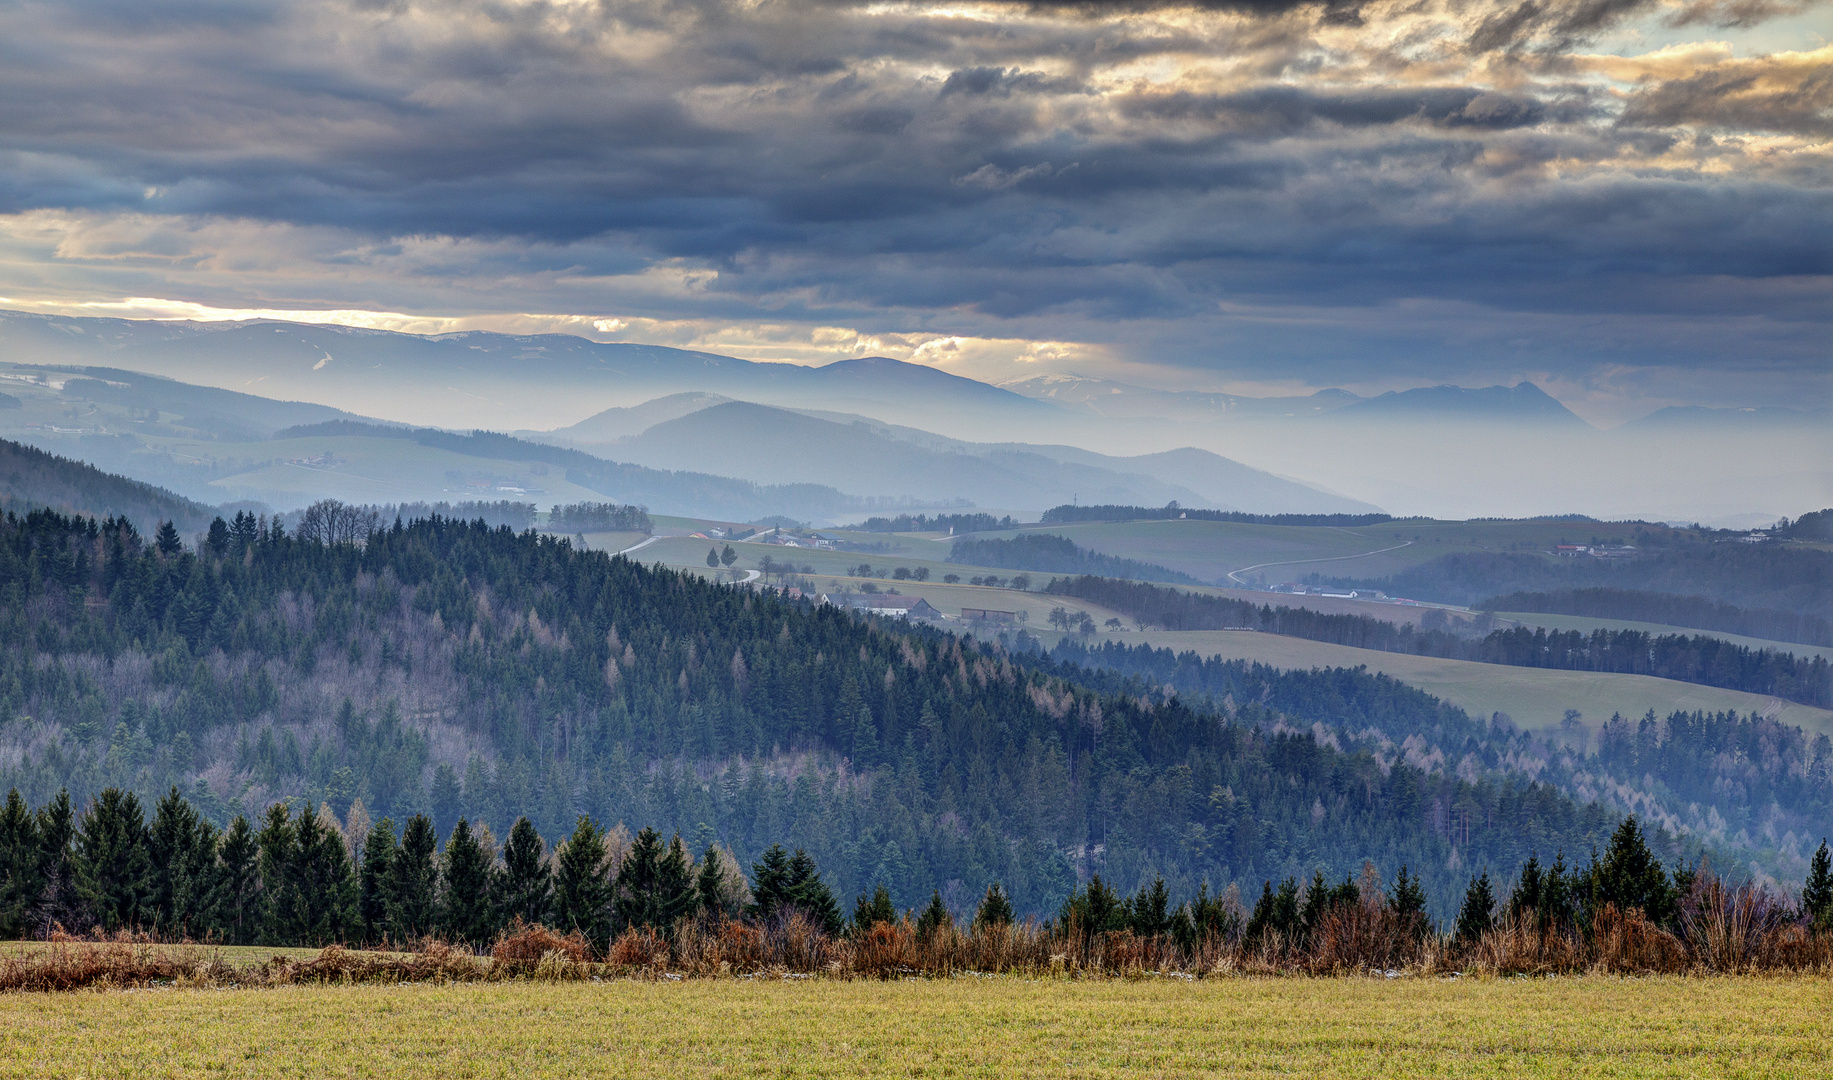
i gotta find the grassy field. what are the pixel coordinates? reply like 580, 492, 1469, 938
1078, 629, 1833, 736
956, 517, 1661, 586
5, 977, 1828, 1078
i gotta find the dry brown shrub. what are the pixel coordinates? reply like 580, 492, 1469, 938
849, 920, 917, 979
1589, 904, 1686, 974
608, 927, 668, 972
1464, 914, 1584, 975
1678, 871, 1795, 973
490, 918, 593, 967
1307, 903, 1418, 974
0, 933, 202, 992
765, 911, 836, 972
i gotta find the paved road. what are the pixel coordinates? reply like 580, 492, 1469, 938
616, 535, 662, 556
1225, 540, 1413, 586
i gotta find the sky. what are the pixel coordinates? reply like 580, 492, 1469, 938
0, 0, 1828, 425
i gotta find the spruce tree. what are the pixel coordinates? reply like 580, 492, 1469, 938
255, 803, 300, 945
146, 786, 212, 938
293, 805, 357, 945
552, 816, 611, 944
387, 814, 439, 940
973, 883, 1013, 931
853, 883, 898, 933
498, 817, 552, 926
695, 846, 736, 920
613, 827, 695, 931
1389, 864, 1430, 940
1455, 872, 1496, 943
34, 791, 81, 933
785, 849, 844, 937
0, 789, 41, 939
1126, 877, 1171, 937
215, 815, 260, 945
1804, 840, 1832, 931
154, 520, 182, 555
748, 844, 794, 920
1588, 817, 1675, 926
916, 890, 952, 940
440, 819, 496, 945
75, 787, 152, 932
358, 817, 398, 943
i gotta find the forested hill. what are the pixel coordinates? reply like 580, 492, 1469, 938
1046, 575, 1832, 707
0, 438, 215, 535
0, 507, 1626, 920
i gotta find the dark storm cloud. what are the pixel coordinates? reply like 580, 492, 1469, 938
0, 0, 1826, 397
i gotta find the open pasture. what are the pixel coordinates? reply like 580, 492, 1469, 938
4, 976, 1827, 1079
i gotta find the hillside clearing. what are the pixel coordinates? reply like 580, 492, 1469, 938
5, 977, 1827, 1079
1087, 629, 1833, 736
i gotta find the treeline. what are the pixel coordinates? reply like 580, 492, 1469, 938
544, 503, 652, 535
6, 786, 1828, 985
1045, 576, 1832, 707
952, 535, 1200, 586
0, 507, 1626, 921
1041, 505, 1393, 527
1044, 637, 1833, 863
1479, 587, 1833, 648
1322, 543, 1831, 616
0, 437, 214, 535
843, 513, 1016, 534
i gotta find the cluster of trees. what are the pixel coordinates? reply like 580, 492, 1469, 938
844, 514, 1017, 534
1321, 541, 1830, 616
1044, 637, 1833, 877
951, 535, 1199, 586
0, 437, 212, 535
0, 784, 823, 946
1046, 576, 1831, 706
0, 507, 1642, 921
8, 781, 1825, 957
1478, 587, 1831, 648
1040, 505, 1393, 527
547, 503, 652, 535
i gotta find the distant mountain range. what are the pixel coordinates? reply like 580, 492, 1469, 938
536, 399, 1378, 515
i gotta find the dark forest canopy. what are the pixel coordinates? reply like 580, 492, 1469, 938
842, 513, 1017, 534
1479, 587, 1833, 648
952, 534, 1200, 586
1041, 505, 1394, 527
0, 437, 214, 535
1046, 576, 1832, 708
1322, 543, 1832, 616
0, 507, 1639, 921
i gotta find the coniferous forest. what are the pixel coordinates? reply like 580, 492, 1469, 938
0, 507, 1647, 929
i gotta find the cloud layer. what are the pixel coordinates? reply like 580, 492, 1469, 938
0, 0, 1827, 415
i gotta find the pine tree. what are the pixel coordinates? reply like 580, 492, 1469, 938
695, 846, 737, 920
154, 520, 182, 555
1455, 872, 1496, 943
293, 805, 357, 945
1588, 816, 1675, 926
613, 827, 697, 931
498, 817, 552, 926
972, 883, 1013, 931
34, 791, 81, 934
440, 819, 496, 945
146, 786, 215, 939
358, 817, 398, 943
75, 787, 152, 932
785, 849, 844, 937
853, 883, 898, 933
1804, 839, 1832, 931
748, 844, 794, 920
916, 890, 952, 940
552, 816, 611, 944
216, 815, 260, 945
0, 789, 41, 939
387, 814, 439, 940
1389, 864, 1430, 940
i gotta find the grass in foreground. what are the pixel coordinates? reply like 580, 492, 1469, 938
5, 976, 1829, 1079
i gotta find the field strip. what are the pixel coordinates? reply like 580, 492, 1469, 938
5, 978, 1827, 1079
1225, 540, 1413, 585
